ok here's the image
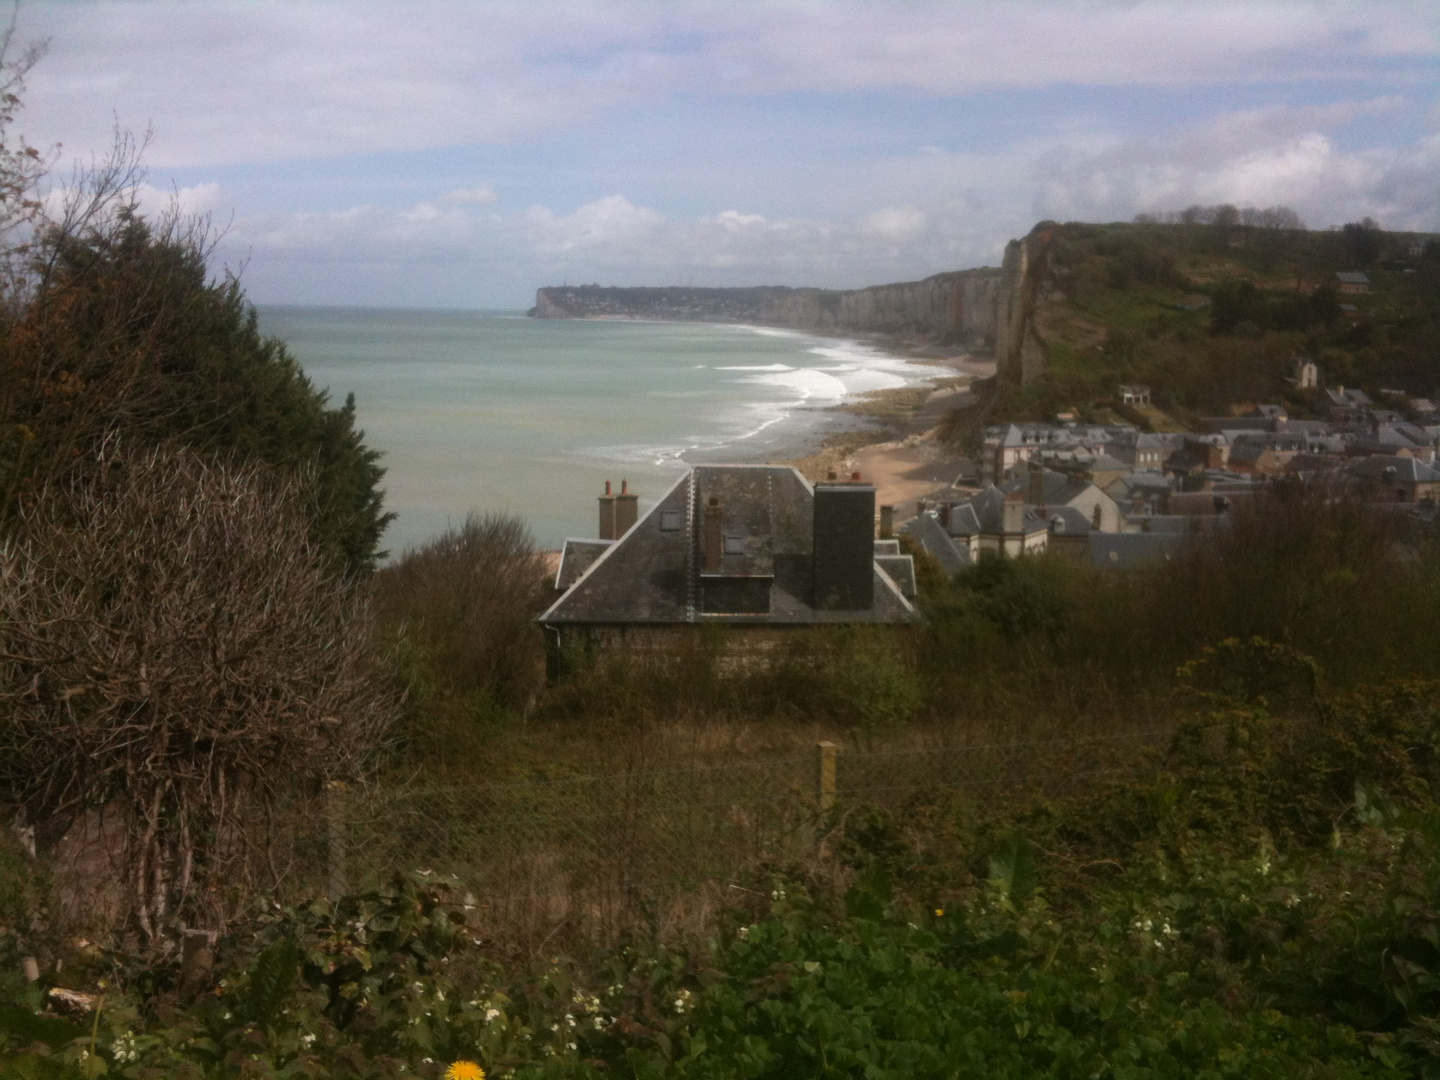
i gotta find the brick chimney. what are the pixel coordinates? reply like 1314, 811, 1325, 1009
598, 479, 617, 540
1003, 490, 1024, 534
614, 479, 638, 537
878, 504, 894, 539
1027, 462, 1045, 505
703, 496, 723, 573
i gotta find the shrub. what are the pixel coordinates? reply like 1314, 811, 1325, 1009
0, 445, 393, 945
375, 514, 550, 767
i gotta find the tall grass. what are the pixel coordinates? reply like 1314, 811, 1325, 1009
346, 484, 1440, 955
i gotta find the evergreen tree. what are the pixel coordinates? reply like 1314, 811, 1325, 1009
0, 175, 392, 573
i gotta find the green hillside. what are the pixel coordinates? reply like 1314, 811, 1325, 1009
991, 218, 1440, 427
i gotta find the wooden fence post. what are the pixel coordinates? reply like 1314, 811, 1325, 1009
815, 741, 837, 814
180, 928, 218, 990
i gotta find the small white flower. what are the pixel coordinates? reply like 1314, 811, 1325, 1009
485, 1008, 501, 1022
299, 1032, 317, 1049
736, 926, 749, 941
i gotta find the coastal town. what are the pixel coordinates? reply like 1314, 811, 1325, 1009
903, 367, 1439, 573
539, 355, 1439, 655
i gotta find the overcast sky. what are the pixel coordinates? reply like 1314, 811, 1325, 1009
15, 1, 1439, 309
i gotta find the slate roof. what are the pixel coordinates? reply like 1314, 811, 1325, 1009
1335, 271, 1371, 285
539, 465, 919, 626
1106, 471, 1174, 500
1126, 515, 1220, 535
1089, 532, 1188, 570
948, 485, 1048, 536
1326, 387, 1373, 407
555, 539, 613, 591
876, 555, 917, 598
1276, 420, 1336, 435
999, 468, 1094, 509
1042, 506, 1091, 536
900, 512, 970, 575
1348, 456, 1440, 484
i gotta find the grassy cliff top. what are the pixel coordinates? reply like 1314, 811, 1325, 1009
992, 218, 1440, 428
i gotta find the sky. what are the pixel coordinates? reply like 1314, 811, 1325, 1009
14, 1, 1440, 309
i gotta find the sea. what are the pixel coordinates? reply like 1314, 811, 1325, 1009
256, 306, 945, 555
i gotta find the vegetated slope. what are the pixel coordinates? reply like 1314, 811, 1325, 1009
989, 218, 1440, 427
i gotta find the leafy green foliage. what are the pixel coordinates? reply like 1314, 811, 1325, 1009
987, 218, 1439, 424
7, 678, 1440, 1078
1, 213, 392, 573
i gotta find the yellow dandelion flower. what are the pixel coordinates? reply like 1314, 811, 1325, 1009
934, 908, 944, 917
445, 1062, 485, 1080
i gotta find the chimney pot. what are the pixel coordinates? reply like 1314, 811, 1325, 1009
851, 471, 862, 482
614, 478, 639, 536
598, 481, 618, 540
827, 470, 838, 480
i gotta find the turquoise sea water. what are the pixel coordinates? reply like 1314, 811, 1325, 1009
257, 306, 942, 553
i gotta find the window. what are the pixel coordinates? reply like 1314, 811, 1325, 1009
659, 509, 682, 531
723, 534, 746, 555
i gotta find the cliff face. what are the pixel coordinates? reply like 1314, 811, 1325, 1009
533, 241, 1051, 384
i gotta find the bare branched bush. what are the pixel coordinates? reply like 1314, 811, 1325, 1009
0, 444, 393, 945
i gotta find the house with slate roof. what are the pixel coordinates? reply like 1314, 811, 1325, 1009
1334, 271, 1370, 294
1089, 532, 1188, 570
1325, 386, 1373, 422
540, 466, 919, 659
1107, 471, 1175, 519
902, 486, 1050, 565
999, 464, 1122, 532
1346, 456, 1440, 504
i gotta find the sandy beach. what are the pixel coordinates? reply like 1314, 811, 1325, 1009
772, 352, 994, 523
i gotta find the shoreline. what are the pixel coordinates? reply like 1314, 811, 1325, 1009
722, 330, 994, 523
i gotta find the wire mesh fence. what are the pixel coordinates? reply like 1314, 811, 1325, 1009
284, 727, 1169, 952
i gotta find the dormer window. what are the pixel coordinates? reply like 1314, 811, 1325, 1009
723, 534, 746, 555
660, 509, 682, 531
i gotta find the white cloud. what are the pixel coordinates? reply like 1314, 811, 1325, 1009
17, 1, 1437, 166
1033, 102, 1440, 230
861, 206, 927, 242
212, 84, 1438, 309
520, 195, 666, 253
39, 180, 227, 225
441, 185, 499, 205
227, 190, 1009, 305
